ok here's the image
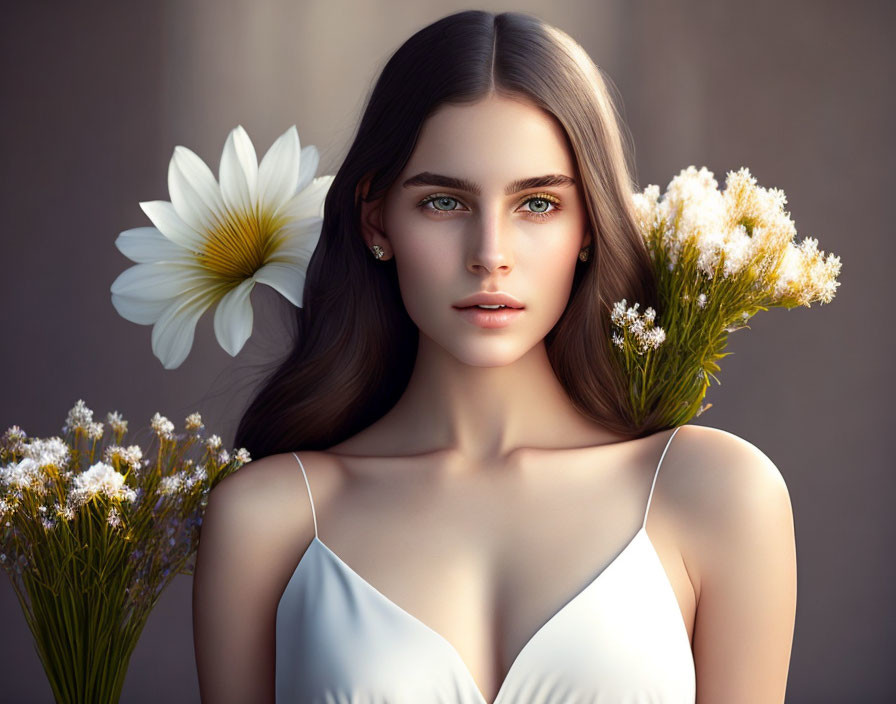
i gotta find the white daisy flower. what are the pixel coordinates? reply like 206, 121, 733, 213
111, 124, 334, 369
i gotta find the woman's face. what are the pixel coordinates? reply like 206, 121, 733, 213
372, 93, 590, 367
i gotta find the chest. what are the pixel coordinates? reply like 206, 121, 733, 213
277, 453, 697, 701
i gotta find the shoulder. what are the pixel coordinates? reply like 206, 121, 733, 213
664, 423, 796, 602
204, 449, 346, 554
193, 451, 346, 702
666, 423, 793, 532
663, 429, 797, 698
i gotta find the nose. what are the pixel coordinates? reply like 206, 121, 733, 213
466, 208, 514, 275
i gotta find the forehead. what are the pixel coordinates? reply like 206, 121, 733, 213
401, 94, 576, 184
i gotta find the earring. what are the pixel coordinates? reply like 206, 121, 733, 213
578, 246, 591, 262
370, 244, 385, 260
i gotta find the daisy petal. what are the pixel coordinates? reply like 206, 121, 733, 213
151, 288, 219, 370
115, 227, 191, 263
258, 126, 300, 214
111, 293, 171, 324
269, 217, 322, 262
110, 262, 218, 300
219, 125, 258, 216
279, 175, 335, 221
295, 144, 320, 193
213, 278, 256, 357
168, 145, 226, 232
139, 200, 207, 252
253, 261, 305, 308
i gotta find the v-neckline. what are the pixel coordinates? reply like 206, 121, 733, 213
295, 525, 653, 703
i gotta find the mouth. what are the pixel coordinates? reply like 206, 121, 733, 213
453, 305, 524, 329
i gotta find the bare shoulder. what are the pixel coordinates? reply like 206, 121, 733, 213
193, 449, 345, 703
666, 424, 793, 541
207, 449, 344, 552
665, 423, 797, 702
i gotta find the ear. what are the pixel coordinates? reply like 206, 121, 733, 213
582, 227, 593, 250
356, 176, 391, 260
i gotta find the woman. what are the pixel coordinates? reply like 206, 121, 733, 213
193, 10, 797, 704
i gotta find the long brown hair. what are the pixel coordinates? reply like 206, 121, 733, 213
234, 10, 663, 459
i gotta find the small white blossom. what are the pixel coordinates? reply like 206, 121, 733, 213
63, 399, 94, 434
86, 422, 105, 440
235, 448, 251, 464
150, 413, 176, 440
71, 462, 137, 504
184, 412, 204, 432
54, 501, 76, 521
218, 449, 231, 464
107, 506, 123, 529
2, 426, 27, 454
106, 411, 128, 435
103, 444, 144, 470
206, 435, 222, 451
192, 465, 208, 483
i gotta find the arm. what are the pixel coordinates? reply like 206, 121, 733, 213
687, 427, 798, 703
192, 456, 302, 704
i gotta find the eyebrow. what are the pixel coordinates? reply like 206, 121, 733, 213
401, 171, 576, 196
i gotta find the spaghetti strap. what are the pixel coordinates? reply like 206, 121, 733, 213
642, 426, 683, 530
292, 452, 318, 539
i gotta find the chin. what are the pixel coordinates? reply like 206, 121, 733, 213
443, 338, 536, 368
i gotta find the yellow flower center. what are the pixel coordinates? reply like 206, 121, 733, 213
196, 205, 287, 280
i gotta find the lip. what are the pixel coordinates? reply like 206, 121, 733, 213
452, 291, 525, 309
454, 306, 524, 329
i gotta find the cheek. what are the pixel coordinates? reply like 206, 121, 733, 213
392, 236, 457, 319
520, 237, 581, 317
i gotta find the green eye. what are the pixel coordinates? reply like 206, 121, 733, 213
418, 195, 461, 212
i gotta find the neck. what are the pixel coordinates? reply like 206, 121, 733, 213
374, 333, 623, 462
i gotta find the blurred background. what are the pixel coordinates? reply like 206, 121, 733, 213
1, 0, 892, 701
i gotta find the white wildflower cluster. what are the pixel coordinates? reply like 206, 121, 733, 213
657, 166, 727, 273
206, 434, 222, 451
150, 413, 176, 440
610, 299, 666, 355
103, 444, 144, 471
53, 501, 76, 522
159, 470, 192, 496
70, 462, 137, 505
184, 412, 203, 432
235, 448, 251, 464
63, 399, 94, 434
2, 426, 27, 454
0, 457, 50, 495
22, 437, 70, 469
631, 167, 841, 305
0, 497, 15, 520
86, 422, 105, 440
106, 411, 128, 435
772, 236, 842, 305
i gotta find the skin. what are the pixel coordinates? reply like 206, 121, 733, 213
193, 93, 797, 703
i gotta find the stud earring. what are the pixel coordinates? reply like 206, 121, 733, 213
370, 244, 385, 260
578, 246, 591, 262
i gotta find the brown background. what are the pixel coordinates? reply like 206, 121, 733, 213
1, 0, 892, 701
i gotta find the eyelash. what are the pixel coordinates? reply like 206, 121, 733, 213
416, 192, 562, 220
